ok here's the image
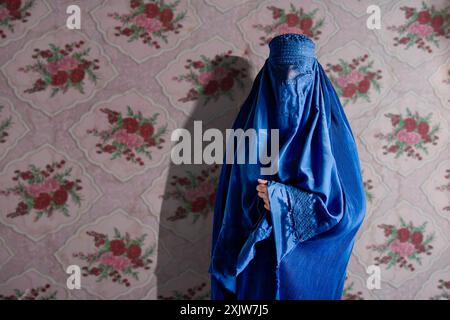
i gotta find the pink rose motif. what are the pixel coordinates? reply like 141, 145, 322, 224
397, 129, 421, 145
132, 13, 163, 33
125, 133, 144, 149
336, 75, 349, 88
200, 182, 215, 194
185, 182, 215, 201
114, 129, 129, 145
26, 178, 61, 198
99, 251, 114, 264
46, 61, 60, 75
114, 256, 132, 271
46, 56, 79, 75
337, 70, 364, 88
131, 134, 144, 148
0, 8, 9, 20
57, 56, 79, 72
397, 129, 409, 142
275, 23, 302, 35
408, 22, 434, 37
113, 129, 144, 149
185, 188, 203, 202
99, 251, 131, 271
347, 70, 364, 84
406, 132, 421, 145
389, 239, 415, 257
198, 71, 216, 85
198, 67, 227, 85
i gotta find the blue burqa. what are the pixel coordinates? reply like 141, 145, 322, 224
208, 34, 366, 300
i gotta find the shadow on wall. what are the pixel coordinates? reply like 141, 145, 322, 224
155, 56, 252, 299
154, 56, 253, 299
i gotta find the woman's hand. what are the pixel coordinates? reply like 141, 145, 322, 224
256, 179, 270, 211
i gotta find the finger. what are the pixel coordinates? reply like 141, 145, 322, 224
257, 183, 268, 190
257, 179, 268, 184
264, 204, 270, 210
258, 191, 266, 198
256, 185, 267, 192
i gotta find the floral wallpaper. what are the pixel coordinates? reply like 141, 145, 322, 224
0, 0, 449, 300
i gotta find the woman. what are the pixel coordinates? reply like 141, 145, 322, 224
208, 33, 366, 300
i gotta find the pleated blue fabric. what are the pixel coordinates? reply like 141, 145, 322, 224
208, 33, 366, 300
